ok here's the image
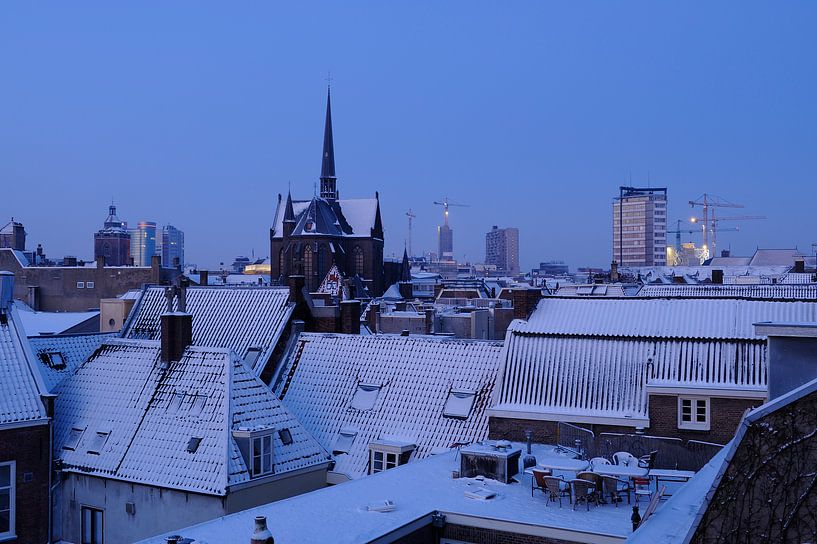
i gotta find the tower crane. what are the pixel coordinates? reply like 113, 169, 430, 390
405, 209, 416, 257
689, 194, 765, 255
433, 197, 469, 227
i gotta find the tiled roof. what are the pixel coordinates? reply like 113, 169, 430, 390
28, 332, 117, 392
122, 286, 293, 375
516, 298, 817, 339
0, 306, 48, 426
54, 339, 329, 495
271, 197, 378, 239
638, 284, 817, 300
274, 333, 504, 479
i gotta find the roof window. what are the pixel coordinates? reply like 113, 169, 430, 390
87, 431, 110, 455
190, 394, 206, 415
443, 390, 476, 419
333, 430, 357, 455
244, 347, 263, 369
63, 427, 85, 451
351, 384, 380, 411
39, 351, 66, 370
278, 428, 293, 446
187, 437, 202, 453
167, 391, 186, 413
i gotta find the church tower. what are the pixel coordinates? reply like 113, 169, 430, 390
319, 88, 338, 202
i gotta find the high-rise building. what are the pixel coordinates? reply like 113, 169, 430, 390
438, 224, 453, 262
130, 221, 157, 267
158, 224, 184, 268
94, 205, 131, 266
485, 226, 520, 275
612, 186, 668, 267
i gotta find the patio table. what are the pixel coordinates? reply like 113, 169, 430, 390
593, 465, 649, 478
537, 457, 590, 472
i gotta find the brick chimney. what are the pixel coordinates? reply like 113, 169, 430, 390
610, 260, 619, 283
288, 275, 306, 305
795, 259, 805, 273
424, 307, 435, 334
199, 270, 209, 286
367, 302, 380, 333
160, 284, 193, 369
0, 271, 14, 312
512, 287, 542, 320
711, 269, 724, 284
340, 300, 361, 335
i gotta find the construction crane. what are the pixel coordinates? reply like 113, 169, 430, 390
688, 194, 744, 252
668, 223, 739, 252
707, 215, 766, 255
433, 197, 469, 227
405, 209, 416, 257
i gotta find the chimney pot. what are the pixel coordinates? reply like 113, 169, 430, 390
251, 515, 274, 544
165, 536, 180, 544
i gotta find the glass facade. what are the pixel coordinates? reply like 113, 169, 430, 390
130, 221, 156, 267
159, 224, 185, 268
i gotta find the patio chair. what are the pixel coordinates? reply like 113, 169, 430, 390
612, 451, 638, 467
638, 450, 658, 470
542, 476, 571, 507
577, 471, 603, 503
632, 477, 652, 504
590, 457, 611, 470
569, 479, 598, 511
531, 468, 553, 497
602, 476, 632, 507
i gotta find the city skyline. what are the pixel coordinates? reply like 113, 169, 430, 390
1, 2, 815, 271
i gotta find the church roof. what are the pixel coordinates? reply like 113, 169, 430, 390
272, 196, 379, 239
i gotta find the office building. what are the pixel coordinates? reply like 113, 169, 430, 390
130, 221, 157, 267
438, 224, 453, 262
93, 204, 131, 266
158, 224, 184, 268
485, 226, 519, 275
612, 186, 668, 267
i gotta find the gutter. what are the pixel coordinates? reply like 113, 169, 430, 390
440, 512, 627, 544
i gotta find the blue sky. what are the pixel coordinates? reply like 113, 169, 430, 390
1, 2, 815, 271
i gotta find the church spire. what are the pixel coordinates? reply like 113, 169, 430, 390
319, 86, 338, 201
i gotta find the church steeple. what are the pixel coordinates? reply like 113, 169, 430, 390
319, 87, 338, 201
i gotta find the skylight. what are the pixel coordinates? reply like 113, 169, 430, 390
63, 427, 85, 451
187, 437, 202, 453
443, 390, 476, 418
87, 431, 110, 455
190, 394, 206, 415
333, 430, 357, 454
244, 347, 263, 368
167, 391, 186, 413
351, 384, 380, 411
278, 428, 293, 446
39, 351, 66, 370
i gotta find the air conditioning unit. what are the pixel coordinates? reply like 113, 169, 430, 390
125, 502, 136, 515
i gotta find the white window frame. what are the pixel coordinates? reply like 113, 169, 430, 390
80, 505, 104, 544
0, 461, 15, 539
86, 281, 95, 289
76, 281, 85, 289
370, 450, 399, 474
678, 396, 710, 431
251, 434, 273, 477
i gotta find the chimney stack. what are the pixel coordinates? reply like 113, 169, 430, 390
795, 259, 805, 273
711, 269, 724, 284
340, 300, 361, 335
0, 271, 14, 312
610, 260, 619, 283
199, 270, 209, 286
160, 284, 193, 368
96, 255, 105, 269
250, 516, 274, 544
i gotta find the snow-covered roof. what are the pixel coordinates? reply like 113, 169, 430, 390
273, 333, 504, 479
637, 283, 817, 300
515, 298, 817, 339
0, 305, 48, 426
16, 308, 99, 335
142, 444, 634, 544
28, 332, 117, 392
54, 339, 329, 495
122, 286, 294, 375
553, 283, 638, 297
271, 197, 378, 239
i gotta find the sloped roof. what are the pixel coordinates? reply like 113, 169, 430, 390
122, 286, 293, 375
54, 339, 329, 495
516, 298, 817, 339
748, 248, 804, 267
273, 333, 504, 479
271, 197, 378, 239
17, 309, 99, 335
638, 284, 817, 300
0, 306, 48, 426
28, 332, 117, 392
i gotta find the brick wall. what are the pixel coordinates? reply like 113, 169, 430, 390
0, 424, 50, 544
489, 417, 637, 444
648, 394, 760, 444
443, 523, 576, 544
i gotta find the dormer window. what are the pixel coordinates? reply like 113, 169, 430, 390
443, 389, 476, 419
368, 439, 415, 475
351, 384, 380, 411
333, 430, 357, 455
233, 428, 275, 478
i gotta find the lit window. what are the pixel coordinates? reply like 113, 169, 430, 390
351, 384, 380, 411
251, 435, 273, 477
333, 430, 357, 455
443, 390, 476, 419
87, 431, 110, 455
63, 427, 86, 451
77, 281, 85, 289
0, 462, 14, 538
678, 397, 710, 431
81, 506, 103, 544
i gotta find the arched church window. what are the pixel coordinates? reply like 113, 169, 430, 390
303, 245, 314, 288
278, 248, 285, 276
353, 246, 364, 276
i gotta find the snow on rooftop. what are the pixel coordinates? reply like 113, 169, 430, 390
16, 308, 99, 336
638, 283, 817, 300
0, 305, 48, 425
54, 339, 329, 495
28, 332, 117, 392
123, 286, 293, 375
273, 333, 504, 479
141, 444, 635, 544
271, 197, 378, 239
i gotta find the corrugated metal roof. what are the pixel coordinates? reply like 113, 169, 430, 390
274, 333, 504, 479
516, 298, 817, 339
54, 339, 329, 495
0, 306, 47, 425
123, 286, 293, 375
28, 332, 117, 392
638, 284, 817, 300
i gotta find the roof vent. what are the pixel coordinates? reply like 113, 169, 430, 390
400, 329, 410, 337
